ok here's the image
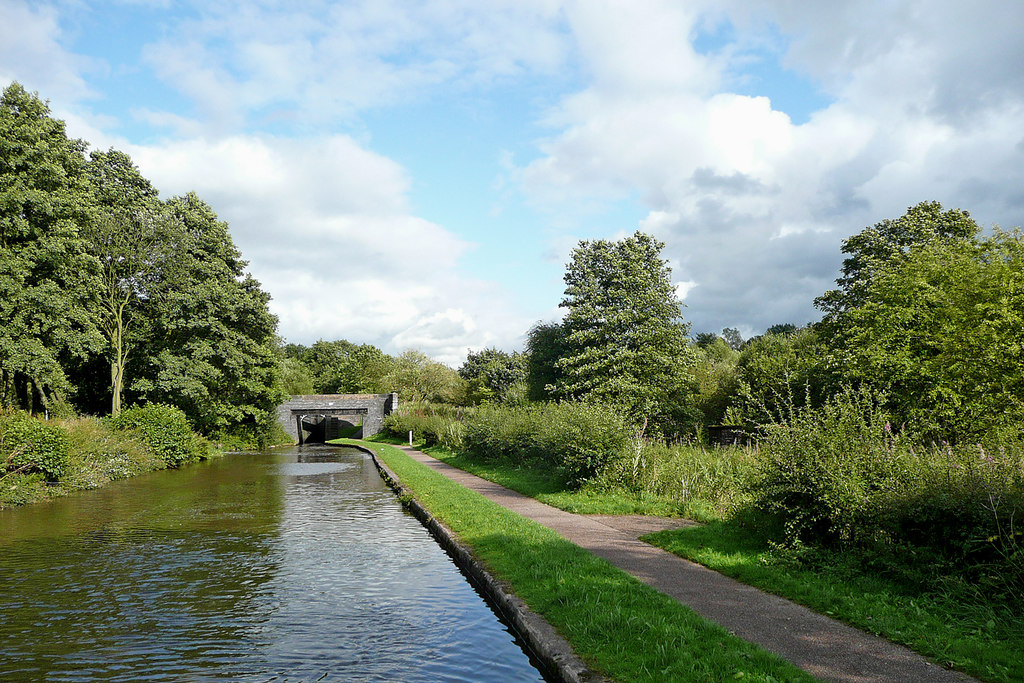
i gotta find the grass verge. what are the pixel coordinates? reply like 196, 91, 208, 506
366, 434, 1023, 682
366, 434, 691, 518
644, 523, 1024, 682
340, 438, 815, 683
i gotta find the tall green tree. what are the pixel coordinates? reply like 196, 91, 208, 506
0, 83, 101, 412
458, 347, 527, 404
383, 350, 462, 404
554, 231, 696, 432
131, 193, 284, 439
831, 227, 1024, 440
86, 206, 182, 415
304, 339, 393, 394
83, 149, 177, 415
816, 201, 978, 322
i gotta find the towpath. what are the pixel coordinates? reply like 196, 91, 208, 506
394, 445, 975, 683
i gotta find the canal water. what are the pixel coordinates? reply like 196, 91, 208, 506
0, 446, 549, 682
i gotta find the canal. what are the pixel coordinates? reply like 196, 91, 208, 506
0, 445, 550, 682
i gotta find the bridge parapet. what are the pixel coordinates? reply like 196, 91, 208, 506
277, 393, 398, 443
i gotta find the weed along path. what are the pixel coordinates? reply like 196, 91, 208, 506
389, 443, 976, 683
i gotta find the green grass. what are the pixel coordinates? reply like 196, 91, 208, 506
366, 433, 1024, 682
341, 437, 815, 682
367, 433, 691, 517
644, 522, 1024, 682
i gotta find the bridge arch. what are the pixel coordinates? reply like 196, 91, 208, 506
276, 393, 398, 444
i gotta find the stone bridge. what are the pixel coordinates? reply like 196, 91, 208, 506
277, 393, 398, 444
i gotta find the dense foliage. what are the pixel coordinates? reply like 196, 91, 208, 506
0, 408, 69, 481
0, 83, 282, 444
109, 404, 208, 468
0, 407, 212, 509
556, 233, 694, 417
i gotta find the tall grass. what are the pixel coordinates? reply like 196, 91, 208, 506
597, 440, 757, 515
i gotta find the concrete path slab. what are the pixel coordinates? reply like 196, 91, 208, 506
395, 445, 976, 683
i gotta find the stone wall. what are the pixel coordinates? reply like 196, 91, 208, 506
277, 393, 398, 443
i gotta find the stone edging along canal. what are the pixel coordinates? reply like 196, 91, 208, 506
348, 443, 607, 683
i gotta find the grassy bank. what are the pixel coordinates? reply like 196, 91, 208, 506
342, 438, 814, 682
1, 406, 217, 510
369, 431, 743, 521
367, 430, 1024, 682
644, 522, 1024, 682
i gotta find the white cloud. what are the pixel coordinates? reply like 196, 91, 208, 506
521, 0, 1024, 335
0, 0, 96, 102
125, 134, 531, 364
137, 0, 570, 133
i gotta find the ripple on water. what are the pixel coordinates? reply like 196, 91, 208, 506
0, 446, 548, 682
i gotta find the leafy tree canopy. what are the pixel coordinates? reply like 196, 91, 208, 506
459, 347, 527, 404
816, 201, 978, 322
832, 227, 1024, 441
0, 82, 101, 411
554, 231, 696, 432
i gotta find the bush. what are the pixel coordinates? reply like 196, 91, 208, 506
748, 387, 1024, 598
462, 402, 630, 486
110, 404, 208, 468
382, 403, 467, 449
61, 417, 165, 489
0, 409, 70, 481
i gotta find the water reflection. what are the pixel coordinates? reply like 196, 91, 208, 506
0, 446, 546, 682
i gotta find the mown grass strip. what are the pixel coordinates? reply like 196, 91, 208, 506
644, 522, 1023, 683
341, 439, 815, 683
367, 434, 688, 517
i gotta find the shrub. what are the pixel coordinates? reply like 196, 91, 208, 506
462, 402, 630, 486
61, 417, 164, 489
383, 403, 467, 449
750, 387, 912, 547
0, 409, 70, 481
110, 404, 208, 468
748, 387, 1024, 598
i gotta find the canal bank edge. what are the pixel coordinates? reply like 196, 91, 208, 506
349, 442, 607, 683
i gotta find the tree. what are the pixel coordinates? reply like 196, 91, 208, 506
554, 231, 695, 431
130, 193, 284, 440
693, 332, 720, 349
279, 356, 315, 395
0, 83, 101, 412
732, 327, 828, 423
765, 323, 798, 337
525, 321, 567, 401
86, 205, 183, 415
816, 201, 977, 322
830, 227, 1024, 440
383, 350, 463, 404
458, 347, 527, 404
302, 339, 393, 394
721, 327, 744, 351
83, 147, 179, 415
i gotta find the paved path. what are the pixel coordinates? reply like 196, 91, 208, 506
395, 445, 975, 683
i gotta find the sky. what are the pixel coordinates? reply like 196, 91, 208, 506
2, 1, 1023, 366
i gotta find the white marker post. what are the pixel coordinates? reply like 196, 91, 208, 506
409, 430, 413, 446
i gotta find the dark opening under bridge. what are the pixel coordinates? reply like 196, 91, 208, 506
276, 393, 398, 445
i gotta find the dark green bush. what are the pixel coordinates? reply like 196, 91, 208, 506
463, 402, 630, 486
749, 388, 1024, 597
110, 404, 208, 468
0, 409, 70, 481
751, 387, 905, 547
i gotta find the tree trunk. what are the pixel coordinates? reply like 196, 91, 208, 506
111, 310, 126, 416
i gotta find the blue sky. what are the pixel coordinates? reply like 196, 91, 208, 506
3, 1, 1023, 365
